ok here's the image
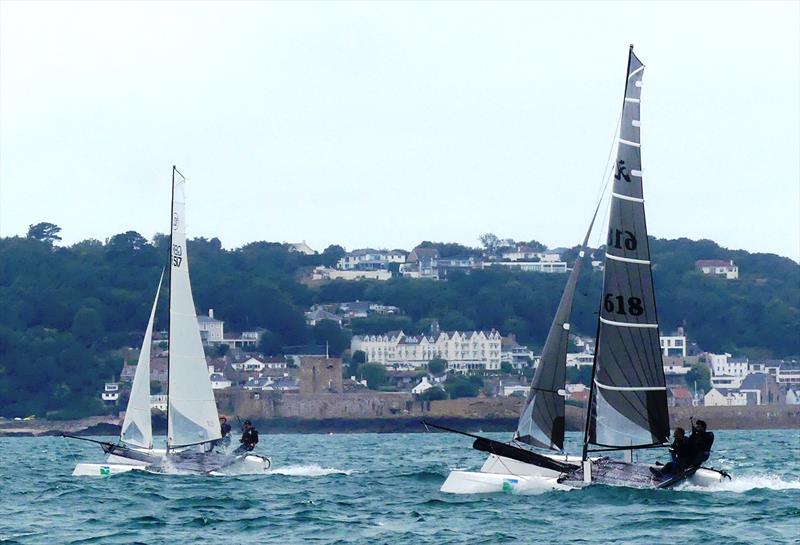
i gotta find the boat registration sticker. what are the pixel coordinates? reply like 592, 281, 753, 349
100, 466, 110, 476
502, 478, 518, 492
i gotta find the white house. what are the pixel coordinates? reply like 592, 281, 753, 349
231, 357, 266, 372
150, 394, 168, 411
501, 384, 529, 397
197, 309, 224, 344
337, 248, 406, 271
695, 259, 739, 280
660, 333, 687, 358
412, 376, 435, 395
776, 361, 800, 385
207, 365, 232, 389
566, 353, 595, 367
709, 353, 749, 389
312, 266, 392, 281
704, 388, 747, 406
351, 324, 502, 371
101, 382, 120, 402
486, 261, 568, 273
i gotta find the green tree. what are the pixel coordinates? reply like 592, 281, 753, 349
312, 320, 350, 357
445, 374, 482, 399
352, 350, 367, 364
27, 222, 62, 244
320, 245, 346, 267
258, 331, 284, 356
427, 357, 447, 375
500, 361, 513, 374
479, 233, 500, 256
420, 387, 448, 401
71, 308, 103, 345
686, 363, 711, 392
357, 362, 387, 389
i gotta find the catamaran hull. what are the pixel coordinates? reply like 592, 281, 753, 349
441, 453, 582, 494
73, 454, 271, 476
441, 455, 729, 493
558, 458, 730, 490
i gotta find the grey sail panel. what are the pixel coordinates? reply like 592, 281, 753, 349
587, 48, 670, 450
516, 201, 601, 451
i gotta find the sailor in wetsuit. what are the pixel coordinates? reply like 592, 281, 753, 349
651, 427, 692, 477
234, 420, 259, 454
219, 416, 232, 445
687, 419, 714, 468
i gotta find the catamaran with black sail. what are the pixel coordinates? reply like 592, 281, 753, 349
435, 46, 730, 492
69, 167, 270, 476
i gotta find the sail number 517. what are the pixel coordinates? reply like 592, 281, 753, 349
604, 294, 644, 316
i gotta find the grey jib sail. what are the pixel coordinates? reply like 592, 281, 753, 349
586, 48, 670, 450
515, 207, 601, 451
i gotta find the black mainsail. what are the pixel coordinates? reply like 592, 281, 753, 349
583, 47, 670, 455
515, 206, 601, 450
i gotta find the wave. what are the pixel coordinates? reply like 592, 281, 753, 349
269, 464, 353, 477
681, 474, 800, 493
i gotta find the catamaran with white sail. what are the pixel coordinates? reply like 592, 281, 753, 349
436, 46, 731, 493
69, 167, 270, 476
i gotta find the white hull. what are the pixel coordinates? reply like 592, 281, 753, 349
441, 454, 727, 494
73, 463, 143, 476
441, 453, 580, 494
74, 452, 271, 476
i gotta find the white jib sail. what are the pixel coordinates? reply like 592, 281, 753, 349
167, 169, 222, 448
120, 270, 163, 449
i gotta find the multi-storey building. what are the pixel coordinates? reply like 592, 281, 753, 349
660, 332, 687, 357
351, 323, 502, 372
337, 249, 406, 271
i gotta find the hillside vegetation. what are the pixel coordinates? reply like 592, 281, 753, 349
1, 224, 797, 417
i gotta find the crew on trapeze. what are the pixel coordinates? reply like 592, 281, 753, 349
651, 419, 714, 479
234, 420, 259, 454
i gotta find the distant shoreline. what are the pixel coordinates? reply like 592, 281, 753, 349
1, 404, 798, 437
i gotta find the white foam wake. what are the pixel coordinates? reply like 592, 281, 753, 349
269, 464, 353, 477
681, 474, 800, 493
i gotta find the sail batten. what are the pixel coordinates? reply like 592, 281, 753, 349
586, 48, 670, 452
167, 168, 222, 449
120, 271, 163, 449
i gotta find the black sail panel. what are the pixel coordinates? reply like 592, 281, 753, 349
516, 204, 601, 451
587, 48, 670, 450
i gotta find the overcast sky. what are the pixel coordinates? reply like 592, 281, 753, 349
1, 1, 798, 260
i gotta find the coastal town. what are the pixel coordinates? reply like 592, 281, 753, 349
89, 245, 796, 426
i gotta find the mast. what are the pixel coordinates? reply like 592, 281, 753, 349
166, 166, 176, 451
582, 45, 670, 461
581, 46, 635, 462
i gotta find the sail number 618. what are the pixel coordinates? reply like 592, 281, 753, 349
604, 294, 644, 316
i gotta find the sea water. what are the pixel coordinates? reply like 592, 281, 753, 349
0, 429, 798, 544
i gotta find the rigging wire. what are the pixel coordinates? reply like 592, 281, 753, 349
591, 107, 623, 251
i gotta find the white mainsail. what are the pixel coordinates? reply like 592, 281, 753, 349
167, 168, 222, 449
120, 270, 163, 449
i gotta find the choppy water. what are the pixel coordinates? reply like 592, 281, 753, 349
1, 429, 798, 544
